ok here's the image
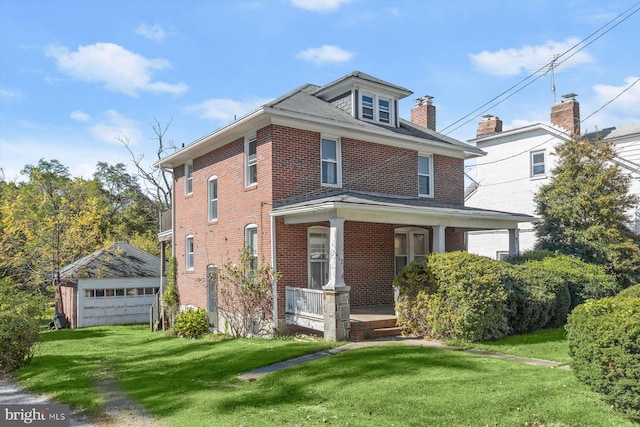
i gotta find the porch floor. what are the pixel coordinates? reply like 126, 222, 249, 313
350, 304, 396, 323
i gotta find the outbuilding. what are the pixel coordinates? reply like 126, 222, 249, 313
57, 242, 161, 328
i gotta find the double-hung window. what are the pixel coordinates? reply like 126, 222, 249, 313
245, 136, 257, 186
185, 235, 194, 271
245, 224, 258, 271
308, 227, 330, 289
418, 155, 433, 197
185, 163, 193, 195
208, 176, 218, 222
321, 136, 341, 187
531, 150, 545, 177
360, 92, 393, 125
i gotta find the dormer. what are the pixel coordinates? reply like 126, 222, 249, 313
313, 71, 413, 128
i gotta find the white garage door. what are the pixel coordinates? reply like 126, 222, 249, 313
77, 278, 160, 327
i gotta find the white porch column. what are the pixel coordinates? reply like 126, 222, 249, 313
323, 217, 350, 341
508, 228, 520, 256
432, 225, 446, 253
324, 217, 348, 291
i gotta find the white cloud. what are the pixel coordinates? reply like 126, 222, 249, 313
88, 110, 143, 145
297, 45, 355, 66
184, 97, 272, 124
45, 42, 188, 97
582, 76, 640, 129
469, 37, 594, 76
136, 23, 166, 42
288, 0, 352, 12
70, 110, 91, 122
0, 88, 23, 100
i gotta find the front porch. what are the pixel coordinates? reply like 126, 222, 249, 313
285, 286, 398, 340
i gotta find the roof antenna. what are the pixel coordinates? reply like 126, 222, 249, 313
549, 53, 559, 103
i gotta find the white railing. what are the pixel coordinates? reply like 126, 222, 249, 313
285, 286, 324, 331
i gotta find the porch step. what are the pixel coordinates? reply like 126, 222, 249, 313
351, 326, 403, 341
350, 318, 401, 341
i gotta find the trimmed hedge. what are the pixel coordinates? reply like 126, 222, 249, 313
565, 297, 640, 422
617, 283, 640, 298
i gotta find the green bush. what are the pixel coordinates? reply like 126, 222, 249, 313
506, 249, 556, 264
172, 308, 209, 339
565, 297, 640, 422
427, 252, 508, 341
0, 278, 46, 373
393, 259, 436, 336
617, 283, 640, 298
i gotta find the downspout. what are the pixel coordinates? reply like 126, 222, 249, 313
270, 214, 278, 333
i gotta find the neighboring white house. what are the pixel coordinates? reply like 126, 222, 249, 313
465, 94, 640, 259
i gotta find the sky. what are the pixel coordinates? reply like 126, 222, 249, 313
1, 0, 639, 183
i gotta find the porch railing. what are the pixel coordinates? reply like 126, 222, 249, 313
285, 286, 324, 331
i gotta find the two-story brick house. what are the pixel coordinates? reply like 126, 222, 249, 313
155, 71, 533, 340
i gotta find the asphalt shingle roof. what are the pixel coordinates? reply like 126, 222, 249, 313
58, 242, 160, 280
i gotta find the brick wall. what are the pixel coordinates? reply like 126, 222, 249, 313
173, 127, 274, 309
271, 124, 465, 205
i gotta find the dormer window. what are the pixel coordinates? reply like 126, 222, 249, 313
359, 92, 394, 125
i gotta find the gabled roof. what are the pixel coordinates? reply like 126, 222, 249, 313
469, 122, 572, 144
58, 242, 160, 280
584, 122, 640, 142
312, 70, 413, 99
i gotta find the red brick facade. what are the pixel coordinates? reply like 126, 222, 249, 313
172, 123, 467, 314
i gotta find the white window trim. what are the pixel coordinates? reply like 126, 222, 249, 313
530, 150, 546, 178
394, 227, 430, 276
185, 235, 194, 271
418, 154, 434, 198
359, 91, 395, 125
208, 176, 218, 222
245, 135, 257, 187
308, 226, 330, 289
245, 224, 258, 270
185, 163, 193, 195
321, 135, 342, 188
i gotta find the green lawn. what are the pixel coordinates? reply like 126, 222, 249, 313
464, 327, 572, 364
16, 325, 631, 426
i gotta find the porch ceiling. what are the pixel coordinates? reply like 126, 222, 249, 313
271, 191, 535, 231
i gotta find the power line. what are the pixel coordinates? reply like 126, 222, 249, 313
440, 1, 640, 136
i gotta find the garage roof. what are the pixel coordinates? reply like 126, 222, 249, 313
58, 242, 160, 279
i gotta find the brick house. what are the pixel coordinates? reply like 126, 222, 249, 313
155, 71, 533, 340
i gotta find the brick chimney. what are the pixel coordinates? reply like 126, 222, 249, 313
551, 93, 580, 135
476, 114, 503, 138
411, 95, 436, 131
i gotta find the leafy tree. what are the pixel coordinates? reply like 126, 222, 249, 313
534, 137, 640, 287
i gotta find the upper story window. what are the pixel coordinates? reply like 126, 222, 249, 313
245, 135, 257, 186
418, 155, 433, 197
360, 92, 394, 125
321, 136, 342, 187
208, 176, 218, 222
245, 224, 258, 271
185, 235, 194, 271
185, 163, 193, 195
531, 150, 545, 177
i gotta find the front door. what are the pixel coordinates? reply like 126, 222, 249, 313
207, 265, 218, 329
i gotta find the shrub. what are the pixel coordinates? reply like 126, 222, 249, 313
0, 278, 46, 373
393, 259, 435, 336
535, 255, 619, 309
172, 308, 209, 339
427, 252, 508, 341
506, 249, 556, 264
565, 297, 640, 422
617, 283, 640, 298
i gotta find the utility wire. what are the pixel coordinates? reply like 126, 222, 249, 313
440, 1, 640, 136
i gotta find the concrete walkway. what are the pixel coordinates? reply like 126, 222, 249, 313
239, 336, 571, 381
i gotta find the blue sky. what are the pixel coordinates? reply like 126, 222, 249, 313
1, 0, 639, 182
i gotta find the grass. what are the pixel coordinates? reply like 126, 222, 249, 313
16, 325, 632, 426
460, 327, 572, 364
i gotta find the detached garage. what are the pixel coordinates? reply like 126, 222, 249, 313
57, 242, 161, 328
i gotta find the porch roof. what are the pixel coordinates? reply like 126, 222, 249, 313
271, 190, 536, 230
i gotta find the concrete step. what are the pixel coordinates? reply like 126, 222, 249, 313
350, 318, 397, 331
